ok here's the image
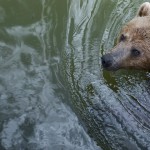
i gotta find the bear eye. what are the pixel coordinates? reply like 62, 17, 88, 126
119, 34, 126, 42
131, 48, 141, 57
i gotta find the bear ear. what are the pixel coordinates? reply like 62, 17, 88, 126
137, 2, 150, 17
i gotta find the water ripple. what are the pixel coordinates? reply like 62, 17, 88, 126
65, 0, 150, 149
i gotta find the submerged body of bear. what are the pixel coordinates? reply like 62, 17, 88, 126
101, 2, 150, 71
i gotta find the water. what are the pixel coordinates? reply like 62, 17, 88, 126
0, 0, 150, 150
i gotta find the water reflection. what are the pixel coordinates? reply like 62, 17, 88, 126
1, 0, 150, 150
65, 0, 150, 150
0, 0, 99, 150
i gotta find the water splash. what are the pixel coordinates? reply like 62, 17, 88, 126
0, 0, 100, 150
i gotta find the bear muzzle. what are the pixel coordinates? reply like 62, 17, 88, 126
101, 53, 121, 71
101, 54, 113, 68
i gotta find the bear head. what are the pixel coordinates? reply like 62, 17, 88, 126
101, 2, 150, 71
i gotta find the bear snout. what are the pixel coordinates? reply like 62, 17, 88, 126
101, 54, 113, 69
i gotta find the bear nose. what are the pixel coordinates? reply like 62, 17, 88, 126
101, 54, 113, 68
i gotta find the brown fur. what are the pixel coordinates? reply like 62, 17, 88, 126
101, 2, 150, 70
137, 2, 150, 17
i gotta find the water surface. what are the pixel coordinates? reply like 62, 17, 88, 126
0, 0, 150, 150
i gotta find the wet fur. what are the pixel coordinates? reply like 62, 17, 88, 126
102, 2, 150, 71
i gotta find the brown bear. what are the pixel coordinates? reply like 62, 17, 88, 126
101, 2, 150, 71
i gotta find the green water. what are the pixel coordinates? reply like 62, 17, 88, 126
0, 0, 150, 150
